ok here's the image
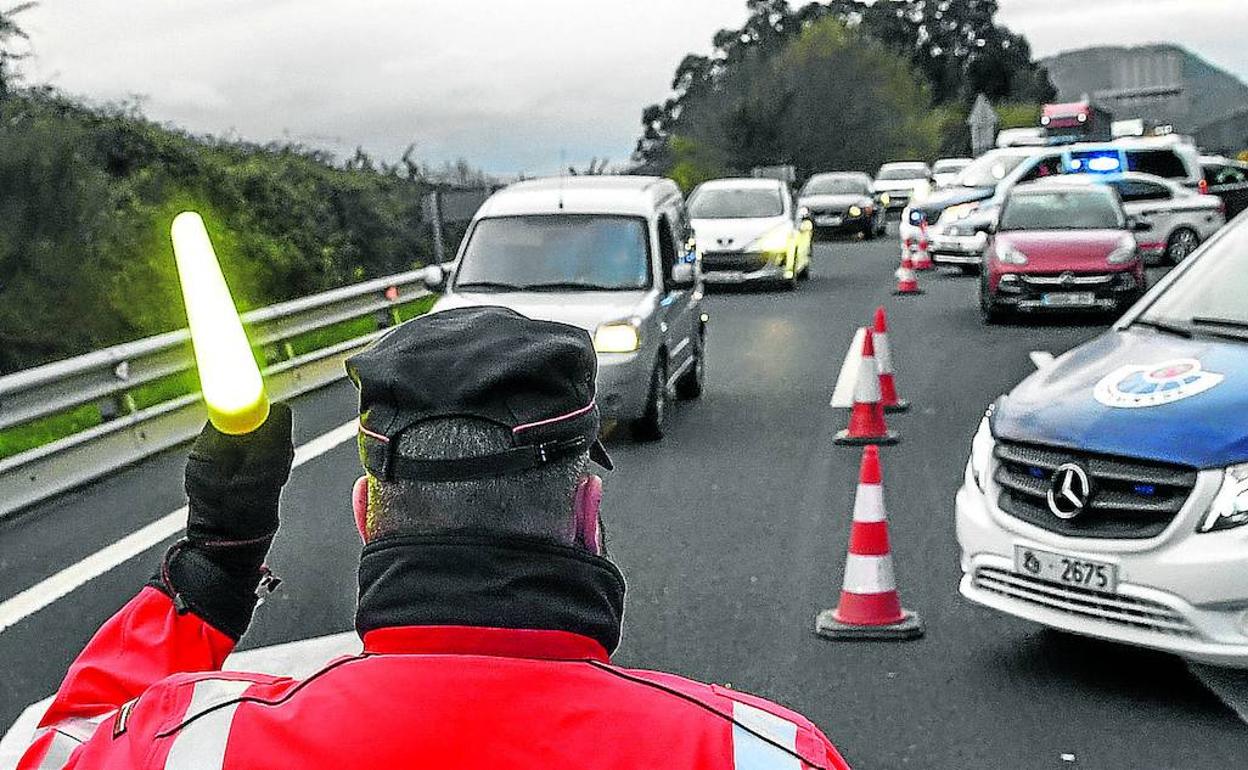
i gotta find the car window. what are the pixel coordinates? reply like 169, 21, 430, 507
1126, 149, 1187, 179
455, 215, 651, 291
1139, 224, 1248, 329
656, 214, 680, 277
1205, 163, 1248, 186
1016, 156, 1064, 183
688, 187, 783, 219
999, 189, 1124, 230
1112, 179, 1172, 202
803, 176, 870, 195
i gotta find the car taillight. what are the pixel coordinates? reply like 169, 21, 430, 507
1199, 179, 1209, 195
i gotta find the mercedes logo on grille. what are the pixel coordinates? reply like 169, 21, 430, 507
1047, 463, 1092, 520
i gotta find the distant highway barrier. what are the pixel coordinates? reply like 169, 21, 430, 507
0, 271, 436, 520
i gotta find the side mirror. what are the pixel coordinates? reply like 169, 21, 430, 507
670, 262, 695, 288
1129, 217, 1153, 233
419, 263, 447, 290
797, 206, 810, 220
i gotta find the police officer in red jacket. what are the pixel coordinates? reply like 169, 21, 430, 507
20, 306, 850, 770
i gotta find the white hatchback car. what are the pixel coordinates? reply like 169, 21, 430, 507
687, 178, 812, 289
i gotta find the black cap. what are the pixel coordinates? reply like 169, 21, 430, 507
346, 306, 612, 482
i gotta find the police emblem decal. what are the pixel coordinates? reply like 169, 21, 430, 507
1093, 358, 1223, 409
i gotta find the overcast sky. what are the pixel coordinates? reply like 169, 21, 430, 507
17, 1, 1247, 175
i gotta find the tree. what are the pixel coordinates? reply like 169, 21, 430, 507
0, 2, 35, 98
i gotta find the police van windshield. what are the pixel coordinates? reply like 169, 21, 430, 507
955, 151, 1032, 188
1137, 225, 1248, 335
802, 176, 870, 195
876, 165, 928, 180
454, 215, 651, 292
688, 187, 783, 219
999, 189, 1123, 231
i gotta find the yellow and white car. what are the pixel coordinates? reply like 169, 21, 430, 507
687, 178, 812, 290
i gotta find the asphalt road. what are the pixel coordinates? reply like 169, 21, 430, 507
3, 229, 1247, 768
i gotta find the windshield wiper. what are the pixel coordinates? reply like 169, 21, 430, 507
1190, 316, 1248, 340
520, 282, 624, 291
1132, 318, 1193, 338
454, 281, 526, 292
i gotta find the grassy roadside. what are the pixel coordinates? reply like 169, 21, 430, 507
0, 295, 437, 461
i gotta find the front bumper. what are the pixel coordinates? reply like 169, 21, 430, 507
595, 350, 655, 421
956, 463, 1248, 667
990, 271, 1142, 312
929, 233, 987, 264
701, 254, 790, 285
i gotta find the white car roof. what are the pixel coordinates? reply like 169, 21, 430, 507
695, 177, 785, 192
476, 175, 680, 218
879, 161, 929, 170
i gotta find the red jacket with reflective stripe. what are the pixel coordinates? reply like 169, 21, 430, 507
19, 587, 850, 769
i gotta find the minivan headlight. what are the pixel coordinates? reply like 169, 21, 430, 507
969, 412, 996, 492
594, 321, 640, 354
1199, 464, 1248, 533
750, 226, 792, 254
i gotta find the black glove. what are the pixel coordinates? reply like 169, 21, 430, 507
151, 403, 295, 639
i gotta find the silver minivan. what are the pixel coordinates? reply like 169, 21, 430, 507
421, 176, 706, 440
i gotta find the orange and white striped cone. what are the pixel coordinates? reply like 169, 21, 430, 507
893, 255, 922, 296
912, 220, 934, 271
816, 445, 923, 641
873, 306, 909, 413
834, 329, 898, 446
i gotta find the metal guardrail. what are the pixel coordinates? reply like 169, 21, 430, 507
0, 270, 433, 520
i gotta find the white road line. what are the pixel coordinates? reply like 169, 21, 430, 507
1029, 350, 1055, 369
0, 420, 359, 635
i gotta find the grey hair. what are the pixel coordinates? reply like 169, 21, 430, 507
364, 416, 589, 543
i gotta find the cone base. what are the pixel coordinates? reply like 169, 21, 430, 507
883, 399, 910, 413
834, 429, 899, 446
892, 288, 923, 296
814, 608, 924, 641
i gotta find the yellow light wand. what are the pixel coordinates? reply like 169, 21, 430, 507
171, 211, 270, 435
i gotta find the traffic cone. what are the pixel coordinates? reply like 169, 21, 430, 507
893, 255, 922, 296
912, 220, 934, 271
834, 329, 899, 446
816, 446, 923, 641
873, 306, 909, 413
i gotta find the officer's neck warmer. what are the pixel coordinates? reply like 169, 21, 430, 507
356, 532, 626, 655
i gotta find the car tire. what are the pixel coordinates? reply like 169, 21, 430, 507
798, 262, 811, 281
1166, 227, 1200, 265
675, 336, 705, 400
631, 357, 668, 441
979, 275, 1004, 324
863, 224, 876, 241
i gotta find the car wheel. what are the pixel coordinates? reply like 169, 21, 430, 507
631, 357, 668, 441
798, 261, 811, 281
1166, 228, 1199, 265
863, 224, 876, 241
675, 336, 705, 400
979, 275, 1003, 324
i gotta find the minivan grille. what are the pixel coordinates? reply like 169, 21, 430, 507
973, 566, 1196, 637
994, 440, 1197, 539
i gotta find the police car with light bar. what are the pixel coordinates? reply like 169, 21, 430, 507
957, 214, 1248, 666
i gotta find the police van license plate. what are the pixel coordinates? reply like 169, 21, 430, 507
1041, 292, 1095, 307
1014, 546, 1117, 592
815, 216, 843, 227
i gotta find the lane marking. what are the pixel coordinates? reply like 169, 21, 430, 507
1029, 351, 1055, 369
1189, 664, 1248, 726
0, 420, 359, 634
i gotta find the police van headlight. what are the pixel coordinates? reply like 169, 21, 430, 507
1198, 464, 1248, 533
969, 410, 996, 493
594, 321, 641, 354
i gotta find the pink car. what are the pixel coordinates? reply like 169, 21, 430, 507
980, 180, 1148, 323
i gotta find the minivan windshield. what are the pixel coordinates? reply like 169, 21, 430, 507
688, 187, 783, 219
999, 189, 1123, 231
1137, 224, 1248, 335
454, 215, 651, 292
955, 151, 1032, 188
802, 176, 870, 195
